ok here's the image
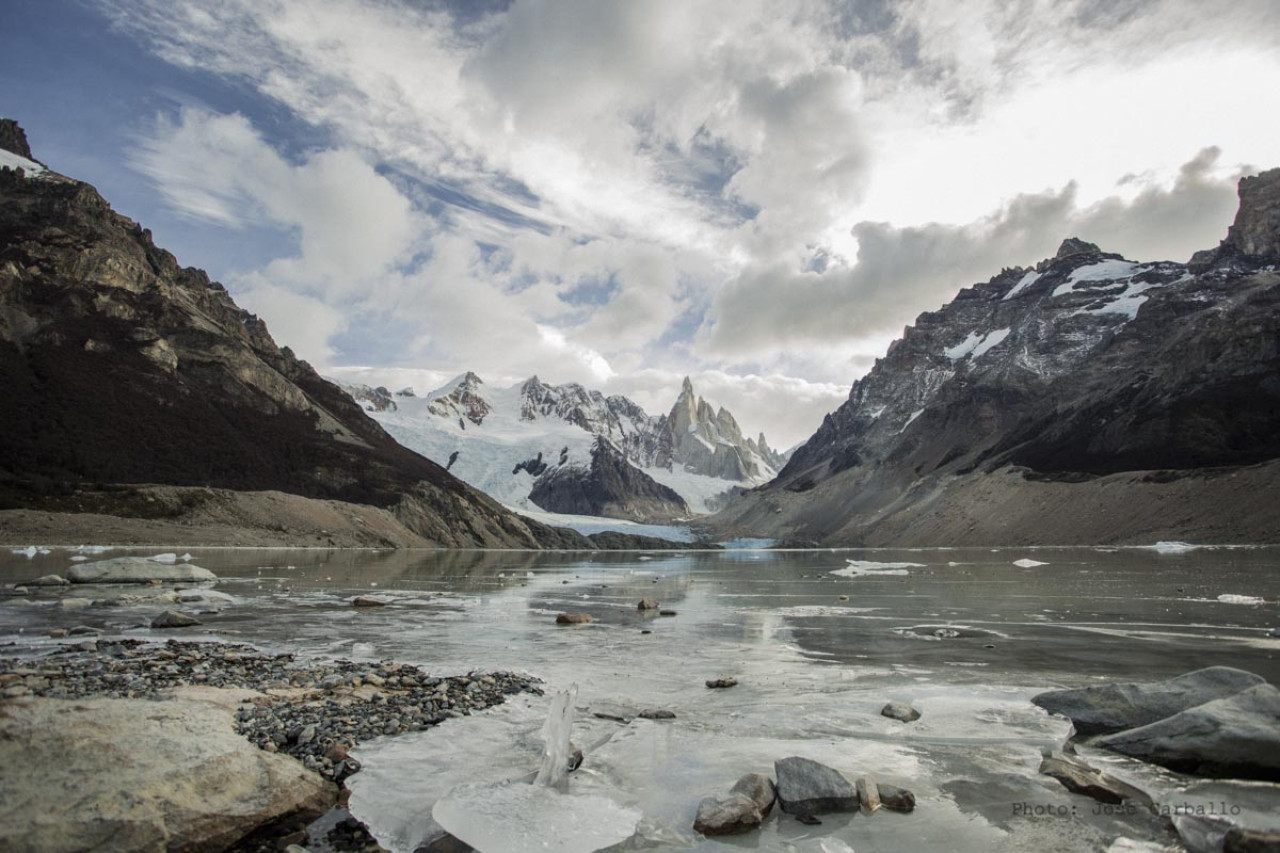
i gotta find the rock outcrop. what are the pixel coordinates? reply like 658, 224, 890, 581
528, 437, 689, 521
0, 119, 583, 548
0, 695, 337, 852
713, 169, 1280, 546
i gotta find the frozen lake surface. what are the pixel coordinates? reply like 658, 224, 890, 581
2, 545, 1277, 852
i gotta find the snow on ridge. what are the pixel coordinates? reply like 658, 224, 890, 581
945, 328, 1010, 361
0, 149, 48, 178
1003, 269, 1041, 300
1051, 259, 1142, 297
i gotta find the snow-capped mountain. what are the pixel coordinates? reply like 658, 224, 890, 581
714, 168, 1280, 546
339, 374, 787, 519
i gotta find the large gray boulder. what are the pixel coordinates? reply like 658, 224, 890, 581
68, 557, 218, 585
0, 695, 336, 852
774, 757, 858, 816
693, 794, 764, 836
1032, 667, 1265, 735
1096, 684, 1280, 781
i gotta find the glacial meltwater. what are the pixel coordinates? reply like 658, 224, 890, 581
2, 545, 1277, 852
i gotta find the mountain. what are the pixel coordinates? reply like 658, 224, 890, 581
340, 373, 786, 519
0, 119, 603, 549
714, 169, 1280, 546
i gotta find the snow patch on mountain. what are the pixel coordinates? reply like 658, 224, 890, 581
0, 149, 47, 178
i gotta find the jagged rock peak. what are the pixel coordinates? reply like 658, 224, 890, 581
0, 118, 33, 160
1055, 237, 1101, 259
1226, 167, 1280, 260
680, 376, 695, 396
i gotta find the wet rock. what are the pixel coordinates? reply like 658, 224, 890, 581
731, 772, 777, 816
28, 575, 68, 586
795, 814, 822, 825
555, 613, 593, 625
706, 677, 738, 689
774, 756, 858, 816
659, 609, 677, 616
639, 709, 676, 720
47, 628, 68, 638
857, 775, 882, 812
637, 598, 660, 610
67, 626, 102, 636
68, 557, 218, 584
352, 596, 388, 607
568, 745, 584, 772
0, 696, 336, 851
1039, 753, 1149, 805
881, 701, 921, 722
693, 794, 764, 836
879, 783, 916, 813
151, 610, 202, 629
592, 704, 637, 723
1096, 684, 1280, 781
58, 597, 92, 609
1224, 826, 1280, 853
1032, 666, 1266, 736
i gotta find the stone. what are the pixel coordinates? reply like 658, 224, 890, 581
592, 704, 637, 723
1038, 753, 1149, 805
730, 773, 777, 816
881, 701, 921, 722
1096, 684, 1280, 781
47, 628, 68, 638
659, 609, 678, 616
67, 626, 102, 636
68, 558, 218, 584
878, 783, 916, 814
639, 708, 676, 720
151, 610, 202, 629
352, 596, 388, 607
1224, 827, 1280, 853
1032, 666, 1265, 736
774, 757, 858, 816
693, 794, 763, 836
706, 677, 738, 689
57, 598, 92, 609
856, 775, 881, 812
555, 613, 593, 625
0, 696, 336, 852
637, 598, 660, 610
28, 575, 69, 586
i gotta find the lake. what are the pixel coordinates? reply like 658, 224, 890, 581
2, 545, 1277, 852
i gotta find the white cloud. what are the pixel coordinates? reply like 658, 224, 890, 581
102, 0, 1280, 445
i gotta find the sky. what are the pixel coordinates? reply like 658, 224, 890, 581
2, 0, 1278, 448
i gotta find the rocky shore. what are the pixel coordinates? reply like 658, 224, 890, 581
0, 639, 541, 851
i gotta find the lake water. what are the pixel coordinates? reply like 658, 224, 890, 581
2, 545, 1277, 852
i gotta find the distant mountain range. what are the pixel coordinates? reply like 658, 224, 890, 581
714, 168, 1280, 546
338, 373, 788, 521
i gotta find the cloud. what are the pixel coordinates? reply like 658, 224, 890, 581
703, 148, 1244, 359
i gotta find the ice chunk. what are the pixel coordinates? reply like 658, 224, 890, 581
534, 686, 578, 791
149, 553, 179, 564
1217, 594, 1264, 605
432, 782, 641, 853
1013, 559, 1048, 568
1149, 541, 1200, 554
11, 546, 37, 558
831, 560, 923, 578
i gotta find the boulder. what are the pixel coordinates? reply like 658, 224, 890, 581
68, 558, 218, 585
730, 773, 777, 816
706, 677, 738, 689
693, 794, 763, 836
879, 783, 916, 814
774, 757, 858, 816
555, 613, 593, 625
1032, 667, 1265, 735
639, 709, 676, 720
352, 596, 388, 607
0, 696, 336, 852
57, 598, 92, 609
1096, 684, 1280, 781
1038, 753, 1149, 805
881, 701, 921, 722
637, 598, 659, 610
151, 610, 202, 629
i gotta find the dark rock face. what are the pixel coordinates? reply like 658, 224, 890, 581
0, 119, 34, 160
0, 122, 581, 548
1032, 667, 1266, 736
774, 757, 858, 816
1095, 684, 1280, 781
529, 437, 689, 521
717, 169, 1280, 545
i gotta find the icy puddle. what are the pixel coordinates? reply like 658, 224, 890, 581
2, 545, 1278, 852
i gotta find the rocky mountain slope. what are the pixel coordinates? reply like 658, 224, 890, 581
0, 120, 614, 549
342, 372, 786, 520
713, 169, 1280, 546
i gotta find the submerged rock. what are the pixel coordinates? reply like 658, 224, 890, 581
68, 557, 218, 585
0, 696, 336, 852
637, 598, 660, 610
28, 574, 69, 586
878, 783, 916, 813
774, 757, 858, 816
1096, 684, 1280, 781
151, 610, 202, 629
1039, 753, 1149, 805
1032, 666, 1266, 735
352, 596, 389, 607
555, 613, 593, 625
881, 701, 921, 722
731, 773, 777, 816
693, 794, 764, 836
